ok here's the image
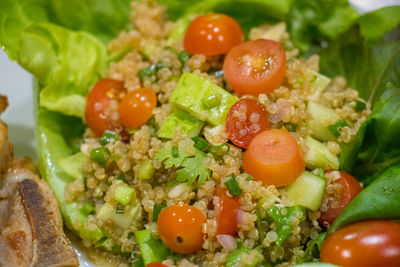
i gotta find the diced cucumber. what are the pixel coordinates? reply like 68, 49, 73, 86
157, 109, 205, 139
170, 72, 238, 126
287, 171, 326, 211
308, 69, 331, 91
58, 152, 86, 180
304, 136, 339, 170
96, 202, 140, 229
135, 229, 170, 265
137, 160, 155, 179
114, 185, 135, 206
307, 101, 340, 141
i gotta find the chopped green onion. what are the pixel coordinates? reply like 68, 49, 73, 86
328, 118, 349, 137
202, 94, 221, 109
90, 147, 111, 167
191, 136, 209, 151
114, 185, 135, 206
138, 61, 163, 78
209, 143, 230, 156
80, 203, 95, 215
224, 174, 242, 197
153, 203, 167, 222
138, 160, 155, 179
164, 46, 178, 54
83, 176, 88, 191
100, 130, 119, 145
116, 208, 124, 214
355, 99, 366, 111
171, 145, 179, 158
178, 50, 190, 64
95, 237, 111, 249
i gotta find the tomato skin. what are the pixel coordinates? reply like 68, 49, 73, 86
85, 78, 125, 136
243, 129, 305, 187
223, 39, 286, 96
319, 171, 362, 226
184, 14, 244, 56
226, 98, 270, 149
157, 204, 206, 254
119, 88, 157, 129
215, 185, 241, 236
321, 220, 400, 267
145, 263, 168, 267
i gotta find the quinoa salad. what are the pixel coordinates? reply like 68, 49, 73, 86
57, 1, 375, 266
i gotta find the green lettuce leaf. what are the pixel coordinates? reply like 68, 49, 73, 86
18, 23, 107, 117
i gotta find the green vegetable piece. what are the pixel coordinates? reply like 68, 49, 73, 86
97, 203, 140, 229
138, 160, 155, 180
176, 150, 211, 185
95, 237, 113, 249
114, 185, 135, 206
202, 93, 222, 109
307, 101, 341, 141
58, 152, 86, 180
154, 144, 187, 169
157, 109, 204, 139
80, 203, 95, 215
308, 69, 331, 91
100, 130, 119, 145
354, 99, 367, 111
209, 143, 230, 156
226, 245, 263, 267
287, 171, 326, 211
298, 232, 326, 263
153, 203, 167, 222
304, 136, 339, 170
192, 136, 209, 151
224, 174, 243, 197
131, 253, 145, 267
178, 50, 191, 64
170, 72, 238, 126
167, 17, 191, 44
90, 147, 111, 167
266, 206, 306, 246
134, 229, 170, 265
116, 209, 124, 214
171, 145, 179, 158
328, 118, 349, 137
138, 62, 163, 78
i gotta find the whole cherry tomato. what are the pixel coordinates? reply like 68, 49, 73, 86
321, 220, 400, 267
184, 14, 244, 56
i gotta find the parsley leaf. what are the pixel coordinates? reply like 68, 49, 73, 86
176, 150, 211, 185
154, 144, 187, 168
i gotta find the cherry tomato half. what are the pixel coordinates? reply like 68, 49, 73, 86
223, 39, 286, 96
157, 204, 206, 254
319, 171, 362, 226
226, 98, 270, 148
321, 220, 400, 267
243, 129, 305, 187
145, 263, 168, 267
184, 14, 244, 56
85, 78, 125, 136
119, 88, 157, 130
215, 185, 241, 236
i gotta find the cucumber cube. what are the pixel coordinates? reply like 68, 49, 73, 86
308, 69, 331, 91
304, 136, 339, 170
157, 109, 204, 139
307, 101, 340, 141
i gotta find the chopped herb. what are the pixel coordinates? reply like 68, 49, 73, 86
83, 176, 88, 191
128, 128, 139, 135
314, 168, 325, 179
176, 150, 211, 184
154, 144, 187, 168
116, 208, 124, 214
171, 145, 179, 158
328, 118, 349, 137
127, 232, 135, 239
112, 245, 130, 257
224, 174, 242, 197
80, 203, 95, 215
131, 252, 145, 267
165, 179, 180, 189
116, 173, 129, 184
355, 99, 367, 111
178, 50, 190, 64
138, 61, 163, 78
90, 147, 111, 167
100, 130, 119, 145
202, 93, 221, 109
153, 203, 167, 222
191, 136, 209, 151
209, 143, 230, 156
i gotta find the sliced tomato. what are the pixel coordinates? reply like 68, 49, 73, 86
321, 220, 400, 267
226, 98, 270, 148
85, 78, 125, 136
184, 14, 244, 56
119, 88, 157, 130
215, 185, 241, 236
243, 129, 305, 187
223, 39, 286, 96
319, 171, 362, 226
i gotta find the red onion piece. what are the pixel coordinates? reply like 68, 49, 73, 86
217, 234, 237, 251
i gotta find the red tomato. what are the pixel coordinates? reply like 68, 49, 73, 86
119, 88, 157, 129
321, 220, 400, 267
184, 14, 244, 56
226, 98, 270, 148
145, 263, 168, 267
319, 171, 362, 226
243, 129, 305, 187
215, 185, 241, 236
223, 39, 286, 96
157, 204, 206, 254
85, 78, 125, 136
